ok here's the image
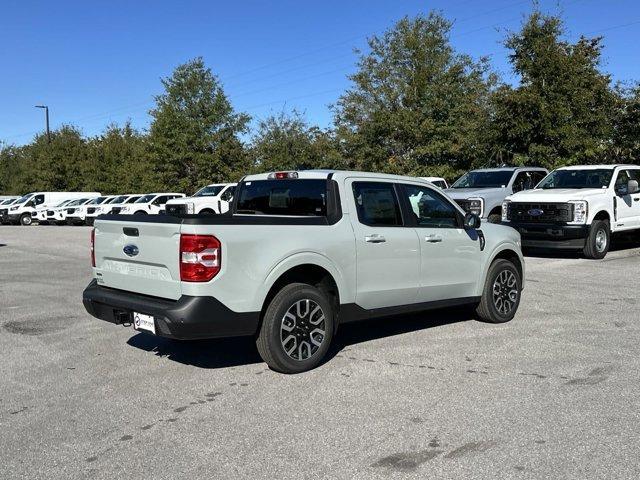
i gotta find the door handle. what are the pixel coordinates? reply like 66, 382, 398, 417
365, 234, 386, 243
425, 234, 443, 243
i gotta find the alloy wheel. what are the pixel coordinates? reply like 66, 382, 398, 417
492, 269, 519, 316
280, 299, 326, 361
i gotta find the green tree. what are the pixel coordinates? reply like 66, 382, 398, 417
88, 122, 150, 194
250, 110, 345, 172
26, 126, 92, 191
491, 11, 616, 168
147, 57, 250, 193
609, 83, 640, 163
334, 12, 496, 180
0, 144, 31, 194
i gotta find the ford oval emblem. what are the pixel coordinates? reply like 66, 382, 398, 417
528, 208, 544, 216
123, 244, 139, 257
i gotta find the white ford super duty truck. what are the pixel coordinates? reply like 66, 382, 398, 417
502, 164, 640, 259
83, 170, 525, 373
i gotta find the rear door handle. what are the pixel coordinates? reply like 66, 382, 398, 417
365, 234, 386, 243
425, 234, 443, 243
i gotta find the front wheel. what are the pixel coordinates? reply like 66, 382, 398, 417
20, 214, 33, 226
256, 283, 334, 373
476, 259, 522, 323
487, 213, 502, 224
583, 220, 610, 259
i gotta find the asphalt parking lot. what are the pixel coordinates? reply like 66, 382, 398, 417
1, 226, 640, 479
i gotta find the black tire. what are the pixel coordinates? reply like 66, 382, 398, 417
476, 259, 522, 323
487, 213, 502, 224
583, 220, 610, 259
200, 209, 215, 215
134, 210, 147, 215
256, 283, 334, 374
20, 214, 33, 226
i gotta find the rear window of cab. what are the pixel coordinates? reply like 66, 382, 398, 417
236, 179, 327, 216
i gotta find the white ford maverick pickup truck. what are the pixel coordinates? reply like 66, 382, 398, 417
83, 170, 525, 373
502, 164, 640, 259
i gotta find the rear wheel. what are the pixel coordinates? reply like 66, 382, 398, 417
583, 220, 609, 259
134, 210, 147, 215
476, 259, 521, 323
200, 209, 215, 215
256, 283, 334, 374
20, 214, 33, 226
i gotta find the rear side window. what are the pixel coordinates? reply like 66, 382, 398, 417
352, 182, 402, 226
236, 180, 327, 216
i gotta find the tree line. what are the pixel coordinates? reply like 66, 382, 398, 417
1, 10, 638, 195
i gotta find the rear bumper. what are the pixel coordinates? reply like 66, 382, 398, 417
506, 222, 588, 249
82, 279, 260, 340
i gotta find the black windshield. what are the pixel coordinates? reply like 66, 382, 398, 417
452, 171, 514, 188
236, 180, 327, 216
539, 169, 614, 189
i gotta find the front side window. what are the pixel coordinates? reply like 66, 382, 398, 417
221, 186, 235, 201
539, 169, 614, 189
352, 182, 402, 226
236, 179, 327, 216
33, 194, 45, 205
452, 170, 514, 189
512, 171, 537, 193
402, 184, 459, 228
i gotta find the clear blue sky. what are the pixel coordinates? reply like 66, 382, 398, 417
1, 0, 638, 145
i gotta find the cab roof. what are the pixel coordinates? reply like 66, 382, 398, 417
556, 164, 638, 170
243, 170, 445, 184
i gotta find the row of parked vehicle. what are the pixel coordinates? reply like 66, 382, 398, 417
0, 183, 238, 227
3, 164, 640, 259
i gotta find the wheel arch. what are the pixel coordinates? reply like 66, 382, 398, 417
257, 254, 349, 332
480, 244, 525, 294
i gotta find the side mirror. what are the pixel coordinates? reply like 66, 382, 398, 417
464, 212, 481, 229
628, 180, 639, 195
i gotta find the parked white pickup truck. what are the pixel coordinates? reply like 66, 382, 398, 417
83, 170, 525, 373
502, 164, 640, 259
119, 193, 185, 215
165, 183, 237, 216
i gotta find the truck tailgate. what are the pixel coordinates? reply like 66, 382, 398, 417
94, 219, 182, 300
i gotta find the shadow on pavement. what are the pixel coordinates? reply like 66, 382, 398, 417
127, 306, 474, 370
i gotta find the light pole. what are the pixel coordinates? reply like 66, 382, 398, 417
35, 105, 50, 143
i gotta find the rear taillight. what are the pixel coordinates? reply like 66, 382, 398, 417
90, 228, 95, 267
180, 234, 221, 282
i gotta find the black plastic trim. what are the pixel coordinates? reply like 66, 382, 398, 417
83, 280, 260, 340
338, 296, 481, 323
507, 222, 589, 249
98, 213, 330, 226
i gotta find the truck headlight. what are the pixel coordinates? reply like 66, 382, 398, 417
468, 198, 484, 217
10, 206, 18, 211
502, 200, 510, 222
186, 202, 195, 214
569, 200, 588, 224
